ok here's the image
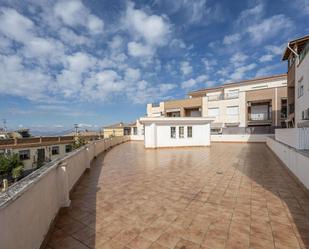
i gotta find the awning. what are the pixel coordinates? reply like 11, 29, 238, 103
211, 123, 223, 128
165, 108, 181, 113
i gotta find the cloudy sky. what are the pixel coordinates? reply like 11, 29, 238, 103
0, 0, 308, 133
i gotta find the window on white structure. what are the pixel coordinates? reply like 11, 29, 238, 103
208, 107, 219, 117
179, 126, 184, 138
19, 150, 30, 160
51, 146, 59, 155
298, 77, 304, 98
133, 127, 137, 135
227, 106, 239, 116
65, 145, 72, 153
187, 126, 193, 138
170, 127, 176, 138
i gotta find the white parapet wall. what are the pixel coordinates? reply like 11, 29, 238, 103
0, 136, 130, 249
275, 128, 309, 150
267, 137, 309, 190
130, 135, 144, 141
211, 134, 269, 143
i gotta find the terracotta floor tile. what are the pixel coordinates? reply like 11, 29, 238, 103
156, 231, 181, 248
125, 236, 152, 249
44, 142, 309, 249
174, 238, 200, 249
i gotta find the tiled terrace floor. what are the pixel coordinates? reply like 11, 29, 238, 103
46, 142, 309, 249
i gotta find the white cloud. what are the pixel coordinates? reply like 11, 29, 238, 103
180, 61, 192, 76
124, 2, 171, 46
53, 0, 104, 34
265, 44, 284, 55
154, 0, 222, 25
230, 63, 257, 80
223, 33, 241, 45
0, 7, 34, 42
0, 54, 51, 100
247, 15, 292, 44
58, 27, 90, 46
181, 74, 207, 89
236, 2, 264, 26
127, 41, 154, 57
259, 54, 274, 62
202, 58, 217, 71
125, 68, 141, 81
196, 74, 208, 83
181, 79, 196, 89
109, 35, 124, 50
230, 52, 248, 67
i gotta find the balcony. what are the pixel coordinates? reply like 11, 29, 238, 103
207, 92, 239, 101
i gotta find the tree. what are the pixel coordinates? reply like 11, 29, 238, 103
0, 154, 24, 181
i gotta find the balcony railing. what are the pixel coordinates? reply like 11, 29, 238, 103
0, 136, 130, 249
208, 93, 239, 101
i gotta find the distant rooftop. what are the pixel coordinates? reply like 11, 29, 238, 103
188, 73, 287, 96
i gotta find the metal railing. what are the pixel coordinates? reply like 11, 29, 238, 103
208, 93, 239, 101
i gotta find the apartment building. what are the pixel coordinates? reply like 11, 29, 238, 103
267, 35, 309, 192
103, 120, 144, 139
147, 74, 287, 133
0, 136, 75, 171
283, 35, 309, 128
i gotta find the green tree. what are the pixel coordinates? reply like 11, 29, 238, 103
0, 154, 24, 180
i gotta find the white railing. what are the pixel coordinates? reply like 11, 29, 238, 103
0, 136, 130, 249
275, 128, 309, 150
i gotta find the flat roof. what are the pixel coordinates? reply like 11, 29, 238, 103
188, 74, 287, 96
282, 35, 309, 60
140, 117, 214, 125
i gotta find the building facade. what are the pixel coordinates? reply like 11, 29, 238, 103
0, 136, 75, 171
140, 117, 212, 148
283, 35, 309, 128
103, 120, 144, 139
147, 74, 287, 134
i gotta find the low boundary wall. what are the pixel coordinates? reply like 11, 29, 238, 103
267, 137, 309, 191
0, 136, 130, 249
211, 134, 269, 143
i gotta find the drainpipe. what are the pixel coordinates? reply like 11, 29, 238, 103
287, 43, 299, 57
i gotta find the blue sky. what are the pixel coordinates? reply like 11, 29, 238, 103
0, 0, 308, 134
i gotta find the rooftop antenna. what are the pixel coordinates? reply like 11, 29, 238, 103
2, 119, 7, 133
74, 124, 79, 135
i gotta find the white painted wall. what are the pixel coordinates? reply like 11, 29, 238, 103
275, 128, 309, 150
295, 51, 309, 126
142, 118, 212, 148
211, 134, 268, 143
267, 137, 309, 190
155, 124, 210, 147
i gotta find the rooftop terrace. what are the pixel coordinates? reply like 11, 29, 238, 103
44, 141, 309, 249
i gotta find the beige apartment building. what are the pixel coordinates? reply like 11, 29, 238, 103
103, 120, 144, 138
0, 136, 75, 171
147, 74, 287, 133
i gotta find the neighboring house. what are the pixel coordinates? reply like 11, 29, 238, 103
64, 131, 102, 143
0, 136, 75, 171
147, 74, 287, 134
267, 35, 309, 191
282, 35, 309, 128
140, 117, 213, 148
103, 120, 144, 139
